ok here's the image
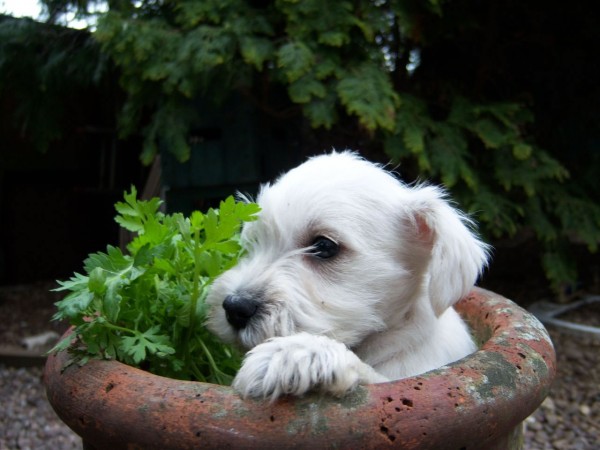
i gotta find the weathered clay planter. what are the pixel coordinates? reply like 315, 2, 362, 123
44, 288, 556, 449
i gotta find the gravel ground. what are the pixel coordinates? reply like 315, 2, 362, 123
1, 283, 599, 449
0, 365, 82, 450
524, 327, 599, 449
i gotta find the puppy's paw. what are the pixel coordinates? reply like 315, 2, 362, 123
233, 332, 386, 400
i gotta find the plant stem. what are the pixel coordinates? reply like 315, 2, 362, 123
190, 232, 201, 334
185, 227, 202, 368
197, 338, 230, 385
102, 322, 137, 335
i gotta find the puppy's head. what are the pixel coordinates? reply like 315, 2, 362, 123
205, 151, 489, 349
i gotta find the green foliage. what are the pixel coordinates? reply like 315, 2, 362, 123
36, 0, 405, 161
50, 188, 260, 383
384, 94, 600, 289
384, 95, 572, 236
337, 64, 400, 132
0, 15, 111, 151
6, 1, 599, 289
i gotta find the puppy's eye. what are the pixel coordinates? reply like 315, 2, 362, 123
310, 236, 339, 259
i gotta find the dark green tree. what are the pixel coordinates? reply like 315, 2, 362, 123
2, 0, 599, 290
0, 14, 113, 151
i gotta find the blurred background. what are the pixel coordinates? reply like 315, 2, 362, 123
1, 0, 598, 295
0, 1, 598, 449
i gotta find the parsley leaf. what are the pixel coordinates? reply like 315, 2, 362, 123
50, 188, 259, 383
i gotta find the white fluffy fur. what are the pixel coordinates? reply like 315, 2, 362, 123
206, 151, 489, 400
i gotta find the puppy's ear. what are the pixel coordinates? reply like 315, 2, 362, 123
408, 186, 490, 316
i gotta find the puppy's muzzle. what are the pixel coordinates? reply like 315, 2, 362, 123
223, 294, 260, 330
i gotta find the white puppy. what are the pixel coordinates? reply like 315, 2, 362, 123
206, 151, 489, 400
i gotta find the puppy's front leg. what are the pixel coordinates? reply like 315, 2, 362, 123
233, 332, 387, 400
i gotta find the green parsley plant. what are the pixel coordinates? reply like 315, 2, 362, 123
50, 187, 260, 384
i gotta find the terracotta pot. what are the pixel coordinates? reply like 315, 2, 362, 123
44, 288, 556, 449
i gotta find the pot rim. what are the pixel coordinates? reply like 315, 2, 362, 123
44, 287, 556, 449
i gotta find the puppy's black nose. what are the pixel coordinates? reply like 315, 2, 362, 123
222, 294, 260, 330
